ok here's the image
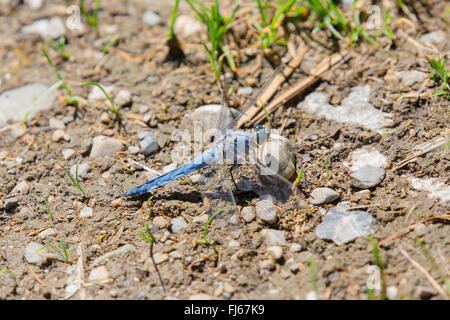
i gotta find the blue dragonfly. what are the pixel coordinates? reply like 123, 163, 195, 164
125, 66, 298, 223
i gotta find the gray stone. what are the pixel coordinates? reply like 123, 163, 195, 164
193, 214, 209, 225
90, 136, 124, 158
153, 252, 169, 264
171, 217, 188, 234
398, 70, 428, 87
79, 207, 93, 218
11, 181, 30, 194
140, 135, 159, 156
88, 85, 115, 100
255, 199, 278, 224
261, 229, 286, 245
173, 15, 205, 38
70, 162, 91, 180
228, 240, 240, 250
88, 266, 110, 282
52, 129, 70, 142
127, 146, 140, 154
21, 17, 65, 39
0, 83, 55, 128
114, 89, 132, 107
259, 259, 275, 271
190, 174, 202, 184
25, 0, 43, 10
187, 104, 235, 133
38, 228, 57, 240
316, 207, 378, 245
419, 30, 446, 46
237, 86, 253, 96
142, 10, 161, 27
24, 242, 53, 266
241, 206, 256, 222
3, 198, 18, 211
267, 246, 283, 260
310, 187, 339, 205
62, 149, 75, 160
153, 216, 169, 229
290, 243, 303, 252
49, 118, 65, 129
350, 165, 386, 189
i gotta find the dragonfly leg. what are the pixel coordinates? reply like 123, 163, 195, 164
229, 164, 238, 189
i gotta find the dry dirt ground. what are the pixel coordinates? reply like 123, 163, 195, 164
0, 0, 449, 300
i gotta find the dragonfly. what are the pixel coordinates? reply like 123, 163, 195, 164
125, 65, 300, 227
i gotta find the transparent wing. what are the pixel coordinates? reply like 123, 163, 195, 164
198, 163, 240, 230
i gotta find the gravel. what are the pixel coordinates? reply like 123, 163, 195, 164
350, 165, 386, 189
310, 187, 339, 205
171, 217, 188, 235
255, 199, 278, 224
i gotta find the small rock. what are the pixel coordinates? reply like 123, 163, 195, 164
173, 15, 205, 38
237, 86, 253, 96
306, 291, 318, 300
190, 174, 202, 184
409, 177, 450, 206
353, 190, 371, 202
187, 104, 235, 133
70, 162, 91, 179
3, 198, 19, 211
193, 214, 209, 225
79, 207, 93, 218
259, 259, 275, 271
350, 165, 386, 189
228, 240, 240, 250
21, 17, 65, 39
100, 112, 110, 124
316, 207, 378, 245
114, 90, 132, 107
109, 290, 119, 298
38, 228, 56, 240
49, 118, 65, 129
111, 198, 123, 208
63, 115, 74, 124
25, 0, 44, 10
398, 70, 428, 87
88, 266, 110, 283
386, 286, 398, 300
310, 187, 339, 205
290, 243, 303, 253
171, 217, 188, 234
127, 146, 139, 154
255, 199, 278, 224
241, 206, 256, 222
267, 246, 283, 260
140, 135, 159, 156
170, 251, 183, 259
90, 136, 124, 158
261, 229, 286, 246
345, 147, 387, 172
24, 242, 53, 266
142, 10, 161, 27
88, 85, 115, 100
153, 216, 169, 229
91, 244, 136, 267
138, 105, 150, 114
153, 252, 169, 264
62, 149, 75, 160
11, 181, 30, 194
288, 263, 300, 273
52, 129, 70, 142
419, 30, 446, 46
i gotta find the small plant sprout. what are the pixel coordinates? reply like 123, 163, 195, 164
0, 269, 16, 284
294, 168, 304, 187
38, 241, 72, 263
307, 0, 348, 41
102, 34, 119, 56
41, 43, 83, 105
368, 235, 387, 300
186, 0, 240, 85
80, 82, 121, 119
80, 0, 101, 36
197, 206, 230, 247
43, 195, 54, 223
66, 162, 86, 195
325, 155, 330, 181
428, 56, 450, 100
167, 0, 180, 41
48, 36, 70, 60
140, 223, 156, 243
308, 259, 319, 299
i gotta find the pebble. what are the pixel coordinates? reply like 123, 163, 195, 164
316, 207, 378, 245
306, 291, 318, 300
173, 15, 205, 38
190, 173, 202, 184
88, 266, 110, 283
138, 105, 149, 114
386, 286, 398, 300
353, 190, 371, 202
79, 207, 93, 218
409, 177, 450, 206
100, 112, 110, 124
3, 198, 19, 211
52, 129, 70, 142
127, 146, 140, 154
300, 85, 392, 130
237, 86, 253, 96
49, 118, 65, 129
109, 290, 119, 298
21, 17, 65, 39
187, 104, 235, 133
0, 83, 55, 128
170, 251, 183, 259
267, 246, 283, 260
153, 252, 169, 265
350, 165, 386, 189
153, 216, 169, 229
88, 85, 115, 100
228, 240, 240, 250
255, 199, 278, 224
90, 136, 124, 158
259, 259, 275, 271
62, 149, 75, 160
261, 229, 287, 246
290, 243, 303, 253
345, 147, 387, 172
24, 242, 53, 266
113, 89, 132, 107
241, 206, 256, 222
140, 135, 159, 156
70, 162, 91, 179
310, 187, 339, 205
111, 198, 123, 208
288, 263, 300, 273
91, 244, 136, 267
142, 10, 161, 27
25, 0, 44, 10
38, 228, 56, 240
398, 70, 428, 87
193, 214, 209, 225
419, 30, 446, 46
11, 181, 30, 194
171, 217, 188, 234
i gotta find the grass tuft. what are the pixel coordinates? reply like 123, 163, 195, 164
197, 206, 230, 247
66, 162, 86, 195
80, 0, 100, 36
428, 56, 450, 100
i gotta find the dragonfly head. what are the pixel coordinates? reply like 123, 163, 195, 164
256, 124, 270, 145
